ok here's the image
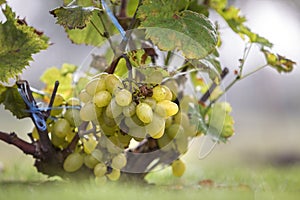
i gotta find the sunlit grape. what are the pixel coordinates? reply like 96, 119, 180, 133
53, 118, 72, 138
136, 103, 153, 123
106, 168, 121, 181
171, 159, 185, 177
63, 152, 84, 173
115, 89, 132, 107
94, 162, 107, 177
111, 153, 127, 169
93, 91, 112, 107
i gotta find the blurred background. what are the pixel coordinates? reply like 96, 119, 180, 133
0, 0, 299, 176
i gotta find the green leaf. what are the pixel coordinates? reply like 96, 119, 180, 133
187, 0, 209, 16
63, 0, 95, 7
262, 49, 296, 73
126, 0, 139, 17
50, 6, 99, 29
210, 0, 273, 48
139, 10, 217, 59
0, 0, 6, 5
0, 6, 49, 83
65, 12, 114, 46
0, 84, 30, 119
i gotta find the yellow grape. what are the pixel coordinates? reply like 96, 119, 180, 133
105, 74, 124, 94
80, 102, 102, 121
53, 118, 72, 138
79, 90, 91, 103
145, 114, 165, 138
151, 126, 165, 139
122, 102, 136, 117
162, 85, 173, 101
106, 168, 121, 181
82, 135, 98, 154
66, 97, 80, 106
64, 109, 82, 127
165, 117, 173, 129
63, 152, 84, 173
93, 91, 112, 108
152, 85, 166, 102
84, 154, 99, 169
85, 78, 106, 96
171, 159, 186, 177
111, 153, 127, 169
136, 103, 153, 123
94, 162, 107, 177
115, 89, 132, 107
156, 100, 178, 117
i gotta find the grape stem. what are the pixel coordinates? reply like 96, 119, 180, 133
0, 131, 39, 158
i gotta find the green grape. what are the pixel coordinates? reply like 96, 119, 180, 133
111, 153, 127, 169
85, 78, 106, 96
124, 115, 144, 128
105, 99, 123, 119
152, 85, 166, 102
157, 134, 173, 151
105, 74, 124, 94
50, 132, 68, 148
166, 124, 184, 139
53, 118, 72, 138
171, 159, 186, 177
82, 135, 98, 154
136, 103, 153, 123
93, 91, 112, 108
64, 109, 82, 127
84, 154, 99, 169
65, 131, 76, 143
175, 135, 188, 154
156, 100, 179, 117
94, 162, 107, 177
151, 126, 165, 139
145, 114, 165, 138
66, 97, 81, 106
141, 97, 156, 109
115, 89, 132, 107
63, 152, 84, 173
122, 102, 136, 117
50, 94, 64, 116
79, 89, 91, 103
106, 168, 121, 181
162, 85, 173, 101
165, 117, 173, 129
80, 102, 102, 121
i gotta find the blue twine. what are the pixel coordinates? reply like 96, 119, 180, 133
101, 0, 127, 40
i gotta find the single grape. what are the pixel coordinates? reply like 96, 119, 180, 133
162, 85, 173, 101
145, 70, 164, 84
94, 162, 107, 177
145, 114, 165, 138
53, 118, 72, 138
122, 102, 136, 117
105, 98, 123, 119
63, 152, 84, 173
64, 109, 82, 127
151, 126, 165, 139
171, 159, 186, 177
51, 132, 68, 148
152, 85, 166, 102
79, 89, 91, 103
111, 153, 127, 169
106, 168, 121, 181
84, 154, 99, 169
155, 100, 179, 117
93, 91, 112, 108
175, 135, 188, 154
82, 135, 98, 154
136, 103, 153, 123
115, 89, 132, 107
85, 78, 106, 96
163, 80, 178, 101
105, 74, 124, 94
165, 117, 173, 129
166, 124, 184, 139
66, 97, 81, 106
80, 102, 102, 121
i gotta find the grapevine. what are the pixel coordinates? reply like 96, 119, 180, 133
0, 0, 296, 183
